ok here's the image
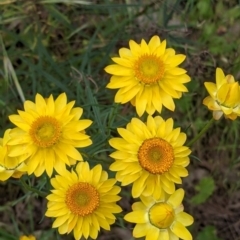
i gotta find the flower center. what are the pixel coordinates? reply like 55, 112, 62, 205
138, 138, 174, 174
149, 202, 175, 229
134, 54, 165, 84
65, 182, 100, 216
29, 116, 61, 148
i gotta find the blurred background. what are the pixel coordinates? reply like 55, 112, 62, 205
0, 0, 240, 239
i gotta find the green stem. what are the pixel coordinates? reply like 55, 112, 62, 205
20, 178, 47, 198
187, 117, 215, 147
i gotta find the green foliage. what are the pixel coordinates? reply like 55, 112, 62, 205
191, 176, 215, 205
197, 226, 223, 240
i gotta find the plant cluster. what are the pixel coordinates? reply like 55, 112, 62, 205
1, 33, 240, 240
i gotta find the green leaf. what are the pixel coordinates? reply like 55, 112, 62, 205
197, 226, 222, 240
191, 176, 215, 205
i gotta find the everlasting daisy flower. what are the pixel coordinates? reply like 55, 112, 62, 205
45, 161, 122, 240
0, 129, 28, 181
19, 235, 36, 240
109, 115, 191, 198
124, 188, 193, 240
203, 67, 240, 120
8, 93, 92, 177
105, 35, 190, 116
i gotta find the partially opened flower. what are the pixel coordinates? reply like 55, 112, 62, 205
109, 115, 191, 198
105, 35, 190, 116
0, 129, 28, 181
19, 235, 36, 240
8, 93, 92, 177
45, 161, 122, 240
124, 188, 193, 240
203, 67, 240, 120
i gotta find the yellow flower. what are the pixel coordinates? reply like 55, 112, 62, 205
203, 67, 240, 120
45, 161, 122, 240
105, 35, 190, 116
19, 235, 36, 240
109, 115, 191, 198
124, 188, 193, 240
8, 93, 92, 177
0, 129, 28, 181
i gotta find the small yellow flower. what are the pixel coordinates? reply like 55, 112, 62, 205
0, 129, 28, 181
8, 93, 92, 177
19, 235, 36, 240
45, 161, 122, 240
105, 35, 190, 116
109, 115, 191, 198
203, 67, 240, 120
124, 188, 193, 240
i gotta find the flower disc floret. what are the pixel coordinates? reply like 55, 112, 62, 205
8, 93, 92, 177
105, 35, 190, 116
149, 202, 175, 229
109, 115, 191, 198
138, 138, 174, 174
65, 182, 100, 216
29, 116, 61, 148
134, 54, 165, 84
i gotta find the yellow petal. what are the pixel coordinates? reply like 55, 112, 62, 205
158, 229, 169, 240
166, 54, 186, 67
129, 39, 141, 56
140, 39, 150, 54
8, 115, 30, 131
119, 47, 132, 58
171, 221, 192, 240
176, 212, 194, 226
104, 64, 132, 76
146, 226, 160, 240
133, 223, 148, 237
167, 188, 184, 208
35, 93, 47, 115
156, 40, 166, 56
52, 215, 68, 228
124, 210, 146, 223
160, 89, 175, 111
216, 67, 226, 87
46, 94, 55, 115
204, 82, 217, 99
148, 35, 161, 52
168, 67, 186, 75
223, 82, 240, 106
111, 57, 132, 67
217, 83, 229, 103
135, 88, 148, 117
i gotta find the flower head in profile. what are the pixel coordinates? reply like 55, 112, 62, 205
109, 115, 191, 198
105, 35, 190, 116
124, 188, 193, 240
0, 129, 28, 181
8, 93, 92, 177
19, 235, 36, 240
203, 67, 240, 120
45, 161, 122, 240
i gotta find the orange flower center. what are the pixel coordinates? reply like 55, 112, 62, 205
149, 202, 175, 229
29, 116, 61, 148
134, 54, 165, 84
65, 182, 100, 216
138, 138, 174, 174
